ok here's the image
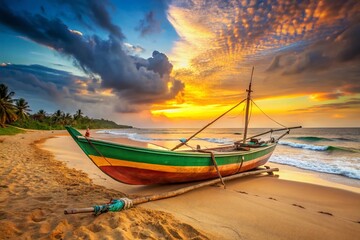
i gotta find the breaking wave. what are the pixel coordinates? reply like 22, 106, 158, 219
270, 155, 360, 180
278, 141, 358, 153
294, 136, 358, 142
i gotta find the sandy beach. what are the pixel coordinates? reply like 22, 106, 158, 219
1, 130, 360, 239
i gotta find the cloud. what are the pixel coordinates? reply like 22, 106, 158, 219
145, 51, 173, 77
56, 0, 124, 39
0, 2, 185, 113
166, 0, 360, 106
123, 42, 145, 55
266, 55, 281, 72
168, 0, 360, 69
0, 64, 87, 101
291, 99, 360, 113
136, 11, 161, 37
334, 23, 360, 62
267, 21, 360, 75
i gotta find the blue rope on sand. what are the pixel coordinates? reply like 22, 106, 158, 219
93, 198, 133, 216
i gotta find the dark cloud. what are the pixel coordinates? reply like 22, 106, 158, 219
135, 51, 173, 77
291, 99, 360, 113
135, 11, 161, 37
334, 23, 360, 62
267, 20, 360, 75
57, 0, 124, 39
341, 84, 360, 94
0, 2, 184, 113
0, 64, 85, 101
0, 63, 118, 117
266, 55, 281, 72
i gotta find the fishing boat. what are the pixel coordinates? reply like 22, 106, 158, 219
66, 67, 301, 185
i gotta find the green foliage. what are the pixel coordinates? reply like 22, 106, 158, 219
12, 114, 131, 130
15, 98, 31, 120
0, 83, 17, 127
0, 125, 25, 135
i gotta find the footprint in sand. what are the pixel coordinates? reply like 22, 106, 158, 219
318, 211, 333, 216
292, 204, 305, 209
34, 196, 53, 202
237, 191, 248, 194
28, 209, 47, 222
0, 211, 7, 220
268, 197, 277, 201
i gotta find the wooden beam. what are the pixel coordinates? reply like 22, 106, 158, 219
64, 167, 279, 215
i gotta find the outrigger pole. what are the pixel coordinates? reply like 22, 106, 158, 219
64, 167, 279, 215
243, 126, 302, 142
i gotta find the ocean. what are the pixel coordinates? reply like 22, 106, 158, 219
96, 128, 360, 181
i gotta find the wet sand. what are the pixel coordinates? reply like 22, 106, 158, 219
1, 130, 360, 239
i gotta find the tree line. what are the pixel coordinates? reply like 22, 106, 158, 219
0, 83, 131, 129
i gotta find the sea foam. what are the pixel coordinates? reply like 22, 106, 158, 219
270, 155, 360, 180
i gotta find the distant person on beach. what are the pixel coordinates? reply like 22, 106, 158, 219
85, 127, 90, 137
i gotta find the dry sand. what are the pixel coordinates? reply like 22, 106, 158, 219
1, 130, 360, 239
0, 131, 209, 239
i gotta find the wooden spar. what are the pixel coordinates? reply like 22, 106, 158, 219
171, 98, 246, 151
242, 66, 254, 144
64, 167, 279, 215
132, 167, 278, 205
197, 150, 226, 188
237, 126, 302, 143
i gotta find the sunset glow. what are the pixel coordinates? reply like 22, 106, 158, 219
0, 0, 359, 127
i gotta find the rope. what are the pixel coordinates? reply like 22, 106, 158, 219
93, 198, 133, 216
251, 100, 287, 128
248, 100, 253, 125
85, 136, 113, 166
197, 150, 226, 188
236, 156, 244, 173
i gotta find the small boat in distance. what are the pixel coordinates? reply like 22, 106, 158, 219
66, 67, 301, 185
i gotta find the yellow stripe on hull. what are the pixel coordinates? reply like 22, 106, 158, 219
88, 152, 273, 174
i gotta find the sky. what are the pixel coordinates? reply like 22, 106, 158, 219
0, 0, 359, 128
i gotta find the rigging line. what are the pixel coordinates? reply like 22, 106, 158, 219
251, 100, 287, 128
227, 92, 248, 119
171, 98, 247, 151
248, 99, 253, 125
227, 104, 245, 119
85, 137, 113, 166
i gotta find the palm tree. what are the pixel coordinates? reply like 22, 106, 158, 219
52, 110, 63, 124
0, 83, 17, 127
15, 98, 31, 120
33, 109, 46, 122
63, 113, 73, 125
74, 109, 83, 120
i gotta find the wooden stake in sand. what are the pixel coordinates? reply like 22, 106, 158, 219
64, 167, 279, 215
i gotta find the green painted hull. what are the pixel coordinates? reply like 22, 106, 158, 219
66, 126, 276, 185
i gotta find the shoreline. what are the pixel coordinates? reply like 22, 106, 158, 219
40, 131, 360, 239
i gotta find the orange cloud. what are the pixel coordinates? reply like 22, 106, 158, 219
159, 0, 360, 126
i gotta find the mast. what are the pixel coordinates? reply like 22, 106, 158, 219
242, 66, 254, 144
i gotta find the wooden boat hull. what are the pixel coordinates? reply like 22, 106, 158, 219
66, 127, 276, 185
